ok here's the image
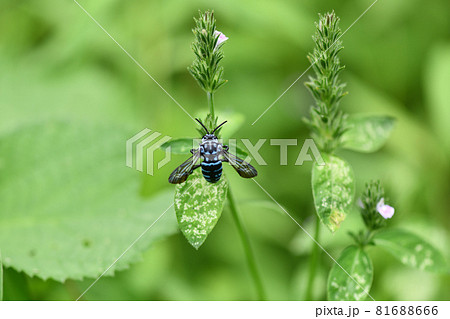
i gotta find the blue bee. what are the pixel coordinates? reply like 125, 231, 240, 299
169, 119, 257, 184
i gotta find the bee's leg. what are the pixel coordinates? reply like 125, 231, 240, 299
223, 145, 229, 151
190, 149, 196, 154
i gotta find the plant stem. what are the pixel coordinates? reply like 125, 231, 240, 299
207, 91, 215, 122
305, 217, 321, 300
363, 229, 374, 247
227, 188, 267, 300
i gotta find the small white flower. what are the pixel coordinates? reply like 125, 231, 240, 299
214, 30, 228, 48
376, 198, 395, 219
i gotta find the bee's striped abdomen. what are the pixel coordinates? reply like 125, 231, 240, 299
201, 160, 222, 183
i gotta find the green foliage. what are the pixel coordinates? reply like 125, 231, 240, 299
304, 12, 398, 301
0, 122, 178, 281
304, 12, 348, 153
311, 154, 355, 232
304, 13, 395, 237
374, 229, 448, 273
1, 0, 449, 301
327, 246, 373, 301
188, 10, 227, 93
174, 170, 228, 249
341, 115, 396, 153
331, 180, 395, 300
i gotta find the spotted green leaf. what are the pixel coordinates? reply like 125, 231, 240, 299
0, 122, 178, 282
373, 229, 448, 273
341, 115, 395, 152
327, 246, 373, 301
174, 170, 228, 249
312, 154, 355, 232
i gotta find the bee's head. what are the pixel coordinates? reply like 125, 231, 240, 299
202, 134, 218, 142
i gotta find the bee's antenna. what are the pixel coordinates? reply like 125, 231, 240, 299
212, 121, 227, 134
195, 118, 210, 134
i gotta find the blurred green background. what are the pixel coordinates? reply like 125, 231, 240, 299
1, 0, 449, 300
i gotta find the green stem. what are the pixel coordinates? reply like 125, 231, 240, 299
227, 188, 267, 300
207, 91, 215, 123
305, 217, 321, 300
363, 229, 374, 247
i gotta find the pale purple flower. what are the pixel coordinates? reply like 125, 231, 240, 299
376, 198, 395, 219
214, 30, 228, 48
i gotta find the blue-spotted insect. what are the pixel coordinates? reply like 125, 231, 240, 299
168, 118, 257, 184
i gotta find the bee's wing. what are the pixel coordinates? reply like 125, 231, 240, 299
222, 150, 257, 178
168, 150, 201, 184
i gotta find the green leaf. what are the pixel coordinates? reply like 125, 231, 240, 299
312, 154, 355, 232
327, 246, 373, 301
161, 138, 197, 155
373, 229, 448, 273
0, 122, 178, 282
425, 44, 450, 151
341, 115, 395, 152
174, 170, 228, 249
